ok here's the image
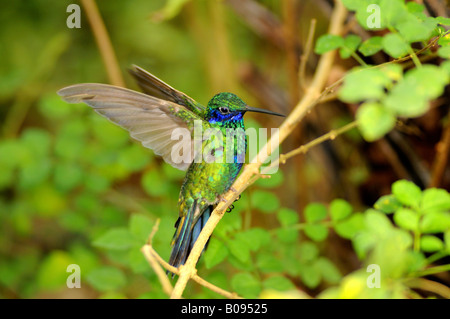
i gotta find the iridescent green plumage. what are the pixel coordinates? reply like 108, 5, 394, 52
57, 65, 284, 272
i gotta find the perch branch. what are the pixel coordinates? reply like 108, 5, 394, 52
169, 0, 348, 299
141, 222, 243, 299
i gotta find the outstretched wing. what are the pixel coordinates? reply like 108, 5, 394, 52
128, 65, 205, 115
58, 83, 200, 171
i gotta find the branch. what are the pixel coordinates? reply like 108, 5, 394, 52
262, 120, 359, 174
141, 220, 173, 297
169, 0, 348, 299
429, 109, 450, 187
80, 0, 125, 87
141, 222, 243, 299
299, 19, 317, 91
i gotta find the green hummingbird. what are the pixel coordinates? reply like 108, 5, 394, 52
58, 65, 284, 271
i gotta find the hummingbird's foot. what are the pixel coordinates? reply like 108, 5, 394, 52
226, 204, 235, 213
234, 194, 241, 202
219, 195, 228, 204
229, 186, 238, 193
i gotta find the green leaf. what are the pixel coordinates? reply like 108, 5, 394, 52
406, 2, 425, 14
339, 35, 362, 59
54, 162, 83, 192
442, 61, 450, 77
304, 203, 328, 223
436, 17, 450, 26
141, 169, 169, 197
380, 64, 403, 83
256, 253, 283, 273
357, 102, 396, 141
392, 180, 422, 209
382, 33, 410, 58
404, 65, 450, 100
384, 81, 428, 118
438, 46, 450, 59
365, 209, 393, 235
298, 242, 319, 263
421, 188, 450, 213
304, 224, 328, 242
129, 214, 153, 242
204, 238, 228, 269
299, 264, 321, 289
231, 273, 261, 298
359, 36, 383, 56
445, 231, 450, 253
396, 15, 436, 43
251, 190, 280, 213
237, 228, 271, 252
315, 257, 342, 284
36, 251, 75, 291
227, 238, 250, 263
338, 68, 390, 103
330, 199, 353, 221
128, 247, 150, 274
86, 267, 126, 292
277, 208, 299, 226
276, 228, 299, 243
263, 276, 296, 292
420, 236, 444, 252
118, 143, 150, 173
335, 213, 365, 239
314, 34, 344, 54
374, 194, 402, 214
352, 232, 377, 259
420, 211, 450, 233
93, 228, 137, 250
394, 208, 419, 231
341, 0, 365, 11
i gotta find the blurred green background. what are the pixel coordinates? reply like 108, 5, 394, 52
1, 0, 449, 299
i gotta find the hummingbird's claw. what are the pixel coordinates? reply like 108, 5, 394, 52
219, 195, 228, 204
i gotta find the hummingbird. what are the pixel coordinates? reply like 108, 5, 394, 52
58, 65, 284, 271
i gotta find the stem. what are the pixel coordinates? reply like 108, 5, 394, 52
80, 0, 125, 87
350, 51, 368, 67
404, 278, 450, 299
299, 19, 317, 91
410, 264, 450, 278
262, 120, 358, 174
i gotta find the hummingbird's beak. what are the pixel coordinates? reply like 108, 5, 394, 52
244, 105, 286, 117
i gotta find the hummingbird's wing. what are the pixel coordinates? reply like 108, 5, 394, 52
129, 65, 205, 115
58, 83, 201, 171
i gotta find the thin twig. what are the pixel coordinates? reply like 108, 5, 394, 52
299, 19, 317, 91
141, 220, 173, 296
169, 0, 348, 299
80, 0, 125, 87
141, 224, 243, 299
262, 120, 358, 174
429, 110, 450, 188
141, 245, 174, 297
404, 278, 450, 299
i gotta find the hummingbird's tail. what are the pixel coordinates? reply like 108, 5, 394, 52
168, 201, 212, 274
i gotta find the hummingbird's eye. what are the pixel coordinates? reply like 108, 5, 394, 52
218, 107, 230, 115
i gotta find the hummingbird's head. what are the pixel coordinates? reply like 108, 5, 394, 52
206, 92, 285, 124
